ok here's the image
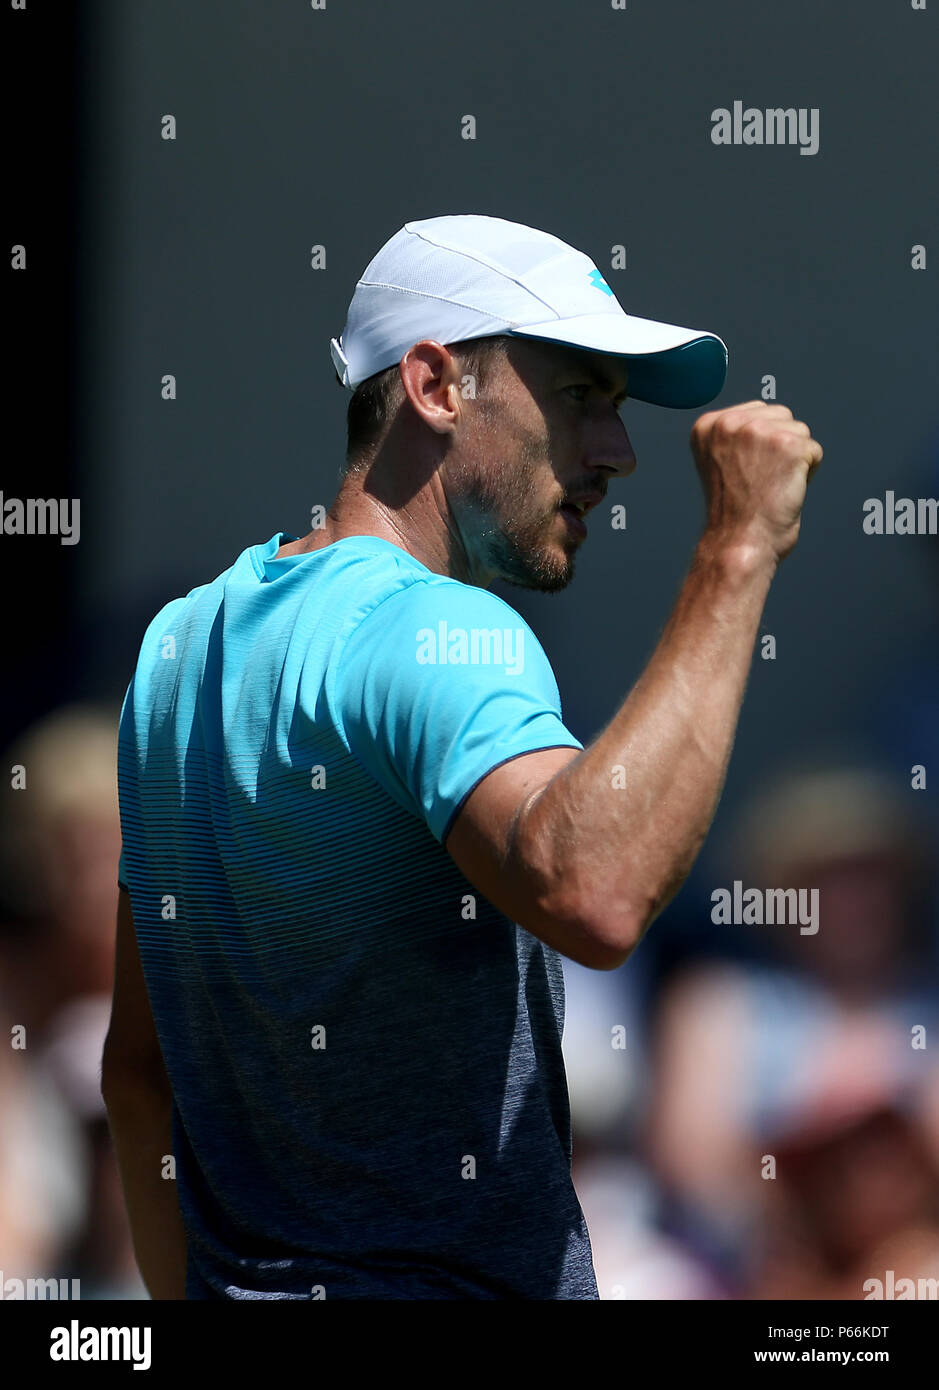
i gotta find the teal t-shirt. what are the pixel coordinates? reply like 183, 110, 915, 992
117, 531, 597, 1299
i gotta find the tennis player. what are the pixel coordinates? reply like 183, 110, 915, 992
103, 215, 822, 1300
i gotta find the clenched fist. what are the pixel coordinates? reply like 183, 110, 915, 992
690, 401, 823, 563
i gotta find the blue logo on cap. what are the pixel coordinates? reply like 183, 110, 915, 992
588, 269, 614, 296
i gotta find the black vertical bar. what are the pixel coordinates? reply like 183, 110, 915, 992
1, 0, 81, 749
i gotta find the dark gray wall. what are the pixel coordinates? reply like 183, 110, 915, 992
75, 0, 938, 834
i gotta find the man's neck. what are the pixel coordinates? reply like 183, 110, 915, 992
275, 481, 490, 588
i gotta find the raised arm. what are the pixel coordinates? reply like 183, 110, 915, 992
445, 401, 823, 969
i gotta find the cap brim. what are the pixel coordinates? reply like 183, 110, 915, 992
508, 313, 728, 408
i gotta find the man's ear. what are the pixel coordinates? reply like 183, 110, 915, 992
399, 341, 461, 436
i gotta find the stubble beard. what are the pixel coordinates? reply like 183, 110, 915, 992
461, 442, 577, 594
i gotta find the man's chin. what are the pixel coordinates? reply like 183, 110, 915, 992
499, 546, 576, 593
486, 515, 579, 592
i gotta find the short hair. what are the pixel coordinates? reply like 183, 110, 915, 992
334, 335, 513, 471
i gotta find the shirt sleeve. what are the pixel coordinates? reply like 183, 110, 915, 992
329, 577, 584, 845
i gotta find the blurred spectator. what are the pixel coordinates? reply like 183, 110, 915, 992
0, 705, 123, 1030
750, 1022, 939, 1298
0, 1009, 86, 1279
0, 703, 146, 1298
640, 766, 939, 1296
40, 997, 147, 1298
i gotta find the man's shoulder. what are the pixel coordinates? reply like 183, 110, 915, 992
343, 558, 535, 642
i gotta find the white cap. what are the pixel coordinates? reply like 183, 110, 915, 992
330, 214, 727, 408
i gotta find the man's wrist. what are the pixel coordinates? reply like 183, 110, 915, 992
694, 526, 779, 588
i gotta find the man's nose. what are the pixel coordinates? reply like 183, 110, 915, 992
592, 418, 638, 479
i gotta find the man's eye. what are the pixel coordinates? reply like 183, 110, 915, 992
564, 384, 591, 400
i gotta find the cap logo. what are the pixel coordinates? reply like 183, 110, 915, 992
588, 268, 614, 296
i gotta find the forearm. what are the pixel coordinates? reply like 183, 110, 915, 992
101, 1066, 188, 1299
517, 533, 777, 953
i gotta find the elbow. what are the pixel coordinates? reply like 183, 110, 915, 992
576, 939, 633, 972
577, 909, 647, 970
557, 870, 669, 969
530, 886, 649, 971
508, 807, 653, 970
570, 869, 688, 969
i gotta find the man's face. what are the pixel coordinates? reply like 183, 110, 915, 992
448, 338, 638, 592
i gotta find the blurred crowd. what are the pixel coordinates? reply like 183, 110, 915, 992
0, 704, 146, 1297
566, 765, 939, 1299
0, 703, 936, 1300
